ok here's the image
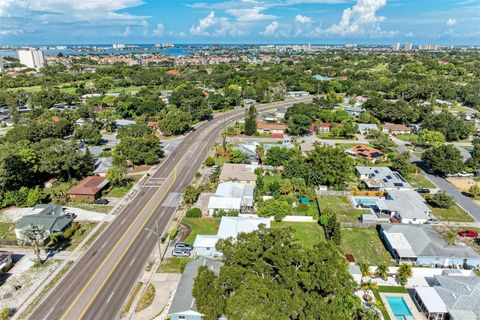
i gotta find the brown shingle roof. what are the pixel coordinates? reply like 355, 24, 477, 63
68, 176, 109, 196
256, 120, 286, 130
383, 123, 410, 131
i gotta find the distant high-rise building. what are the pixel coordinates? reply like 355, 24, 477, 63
17, 48, 44, 69
418, 44, 438, 51
392, 43, 400, 51
404, 43, 413, 51
0, 60, 4, 72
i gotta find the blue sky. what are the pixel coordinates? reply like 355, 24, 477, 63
1, 0, 479, 45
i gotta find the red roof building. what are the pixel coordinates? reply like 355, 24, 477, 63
67, 176, 109, 201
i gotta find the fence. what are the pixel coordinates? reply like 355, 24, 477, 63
340, 222, 377, 228
316, 190, 350, 196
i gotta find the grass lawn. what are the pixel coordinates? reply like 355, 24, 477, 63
340, 228, 394, 266
271, 222, 325, 249
430, 205, 474, 222
372, 289, 391, 320
107, 184, 132, 198
107, 85, 145, 94
157, 258, 191, 273
66, 202, 113, 213
407, 174, 436, 189
182, 217, 220, 244
0, 222, 17, 240
378, 286, 407, 293
318, 195, 366, 222
136, 283, 156, 312
214, 156, 227, 166
264, 173, 282, 186
395, 133, 417, 142
49, 222, 97, 251
317, 132, 352, 140
123, 282, 142, 314
335, 143, 371, 149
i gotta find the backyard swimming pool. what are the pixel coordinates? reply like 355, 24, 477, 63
386, 296, 414, 320
353, 197, 378, 207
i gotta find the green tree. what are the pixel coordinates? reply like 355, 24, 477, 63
264, 147, 300, 167
113, 135, 163, 165
244, 105, 257, 136
18, 224, 48, 265
204, 157, 215, 166
159, 108, 192, 136
183, 186, 200, 205
106, 166, 127, 186
396, 264, 413, 286
469, 184, 480, 198
192, 266, 225, 320
287, 114, 312, 136
375, 265, 389, 281
391, 152, 414, 178
257, 199, 292, 221
422, 145, 464, 175
417, 130, 446, 148
428, 191, 455, 209
228, 149, 249, 164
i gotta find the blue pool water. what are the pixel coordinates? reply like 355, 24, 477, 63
353, 197, 378, 206
386, 296, 413, 320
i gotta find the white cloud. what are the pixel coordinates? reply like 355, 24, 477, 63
190, 11, 217, 35
405, 31, 414, 37
119, 26, 131, 37
226, 7, 276, 22
295, 15, 312, 24
261, 21, 280, 36
446, 18, 457, 26
323, 0, 395, 37
153, 23, 165, 36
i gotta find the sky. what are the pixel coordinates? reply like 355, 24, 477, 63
0, 0, 479, 45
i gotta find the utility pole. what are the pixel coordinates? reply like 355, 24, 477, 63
145, 220, 167, 263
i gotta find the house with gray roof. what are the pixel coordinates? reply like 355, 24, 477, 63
414, 273, 480, 320
168, 257, 224, 320
207, 181, 254, 215
357, 123, 378, 134
356, 166, 412, 191
15, 204, 74, 242
380, 224, 480, 268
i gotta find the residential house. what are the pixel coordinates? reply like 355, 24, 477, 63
275, 107, 287, 120
207, 182, 254, 215
380, 224, 480, 267
286, 91, 309, 97
318, 123, 331, 133
383, 123, 411, 135
168, 257, 224, 320
313, 74, 332, 81
356, 166, 412, 191
194, 216, 270, 257
0, 250, 13, 273
219, 164, 257, 184
15, 204, 74, 242
414, 272, 480, 320
93, 157, 113, 177
67, 176, 109, 201
256, 120, 287, 138
357, 123, 378, 134
348, 145, 387, 163
344, 106, 364, 116
115, 119, 136, 128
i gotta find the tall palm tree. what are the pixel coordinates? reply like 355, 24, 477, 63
375, 264, 389, 281
397, 263, 413, 286
18, 224, 48, 265
359, 262, 371, 281
255, 144, 264, 164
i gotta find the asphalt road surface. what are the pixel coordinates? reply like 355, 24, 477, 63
29, 97, 311, 320
396, 140, 480, 221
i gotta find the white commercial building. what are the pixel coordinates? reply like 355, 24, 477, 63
207, 182, 254, 215
17, 49, 44, 69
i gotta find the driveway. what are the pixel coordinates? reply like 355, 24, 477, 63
393, 137, 480, 221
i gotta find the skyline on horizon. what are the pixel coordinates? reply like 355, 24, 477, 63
1, 0, 479, 46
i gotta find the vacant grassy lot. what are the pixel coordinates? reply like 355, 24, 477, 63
182, 217, 220, 244
66, 202, 113, 213
107, 184, 132, 198
340, 228, 394, 266
407, 174, 436, 189
430, 205, 474, 222
318, 195, 366, 222
157, 258, 191, 273
272, 221, 325, 249
395, 134, 417, 142
0, 221, 16, 240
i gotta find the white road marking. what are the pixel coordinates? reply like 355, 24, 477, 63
147, 232, 152, 239
120, 218, 127, 225
101, 240, 109, 249
43, 306, 56, 320
129, 257, 136, 267
106, 291, 115, 304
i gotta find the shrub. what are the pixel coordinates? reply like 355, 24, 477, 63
204, 157, 215, 166
186, 208, 202, 218
170, 228, 179, 240
213, 209, 239, 218
428, 191, 455, 209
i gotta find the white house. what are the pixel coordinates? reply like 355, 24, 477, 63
194, 216, 270, 257
207, 182, 254, 216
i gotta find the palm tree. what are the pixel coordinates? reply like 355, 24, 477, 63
375, 264, 389, 281
445, 230, 457, 245
18, 224, 48, 265
255, 144, 265, 164
396, 263, 413, 286
359, 262, 371, 281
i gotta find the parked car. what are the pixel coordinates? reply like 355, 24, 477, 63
95, 198, 109, 205
415, 188, 431, 194
172, 249, 191, 257
175, 242, 193, 250
427, 218, 439, 224
458, 172, 474, 178
458, 230, 478, 238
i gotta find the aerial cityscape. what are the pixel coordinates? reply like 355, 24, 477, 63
0, 1, 480, 320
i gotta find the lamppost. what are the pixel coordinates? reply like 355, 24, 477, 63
145, 220, 168, 263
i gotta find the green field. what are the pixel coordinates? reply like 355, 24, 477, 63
157, 258, 191, 273
107, 184, 132, 198
430, 205, 474, 222
272, 221, 325, 249
0, 221, 17, 240
340, 228, 394, 266
407, 174, 436, 189
318, 195, 366, 222
394, 134, 417, 142
182, 217, 220, 244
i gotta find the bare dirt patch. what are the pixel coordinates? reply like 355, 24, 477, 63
447, 177, 479, 193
